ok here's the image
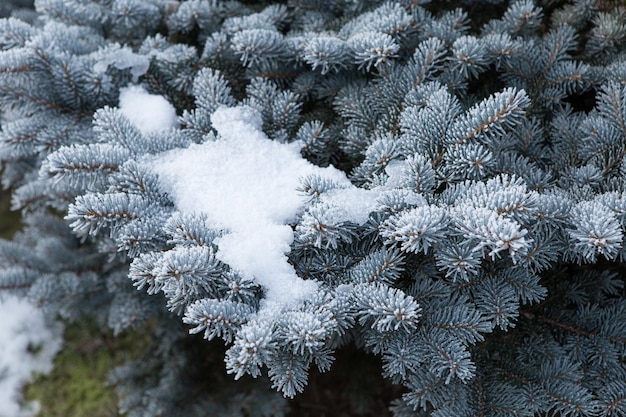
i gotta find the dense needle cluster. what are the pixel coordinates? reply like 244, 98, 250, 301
0, 0, 625, 416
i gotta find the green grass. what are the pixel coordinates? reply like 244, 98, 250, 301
0, 189, 22, 238
24, 321, 150, 417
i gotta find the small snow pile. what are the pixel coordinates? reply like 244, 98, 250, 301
317, 186, 383, 225
0, 296, 62, 417
93, 45, 150, 83
147, 106, 372, 310
119, 85, 179, 134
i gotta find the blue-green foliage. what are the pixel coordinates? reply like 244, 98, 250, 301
1, 0, 626, 416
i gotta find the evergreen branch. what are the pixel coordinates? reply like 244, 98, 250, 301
449, 88, 530, 146
533, 313, 626, 344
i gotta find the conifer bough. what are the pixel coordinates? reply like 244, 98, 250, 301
0, 0, 625, 416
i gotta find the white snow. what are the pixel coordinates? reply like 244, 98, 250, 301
118, 85, 179, 134
319, 187, 383, 225
147, 105, 363, 311
93, 45, 150, 83
384, 159, 408, 188
0, 296, 62, 417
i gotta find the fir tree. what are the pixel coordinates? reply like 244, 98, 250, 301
1, 0, 625, 416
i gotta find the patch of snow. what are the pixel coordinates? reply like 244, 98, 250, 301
384, 159, 407, 188
118, 85, 179, 134
319, 187, 383, 225
93, 45, 150, 83
146, 105, 359, 310
0, 296, 62, 417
